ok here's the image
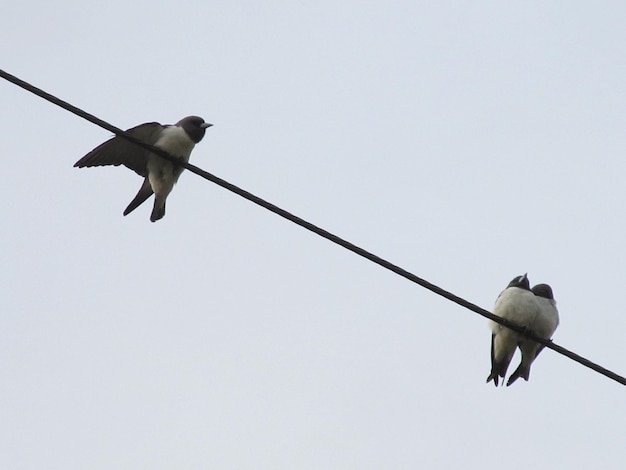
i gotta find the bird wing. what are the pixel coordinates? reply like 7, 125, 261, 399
73, 122, 164, 177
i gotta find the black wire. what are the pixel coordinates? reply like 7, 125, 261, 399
3, 68, 624, 386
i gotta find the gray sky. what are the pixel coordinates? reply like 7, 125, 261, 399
2, 1, 625, 468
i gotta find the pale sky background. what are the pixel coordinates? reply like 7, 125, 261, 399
2, 1, 625, 469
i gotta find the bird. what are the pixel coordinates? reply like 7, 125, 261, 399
74, 116, 212, 222
506, 283, 560, 386
486, 273, 541, 387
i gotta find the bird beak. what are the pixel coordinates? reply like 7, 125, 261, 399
201, 123, 213, 128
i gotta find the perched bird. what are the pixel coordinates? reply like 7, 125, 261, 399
74, 116, 212, 222
486, 273, 541, 387
506, 283, 560, 386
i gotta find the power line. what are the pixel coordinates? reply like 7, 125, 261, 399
2, 68, 624, 387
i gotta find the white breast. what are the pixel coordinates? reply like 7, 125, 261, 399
531, 297, 559, 338
491, 287, 540, 333
146, 126, 196, 197
154, 125, 196, 162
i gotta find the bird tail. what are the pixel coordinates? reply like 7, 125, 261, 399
486, 362, 509, 387
124, 178, 153, 217
506, 341, 540, 386
485, 372, 501, 387
506, 363, 530, 386
150, 195, 166, 222
486, 334, 512, 387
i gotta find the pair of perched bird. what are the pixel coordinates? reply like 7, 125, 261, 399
75, 117, 560, 387
487, 273, 560, 387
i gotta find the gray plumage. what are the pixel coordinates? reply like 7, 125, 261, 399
74, 116, 212, 222
506, 283, 560, 386
487, 273, 539, 387
486, 275, 560, 387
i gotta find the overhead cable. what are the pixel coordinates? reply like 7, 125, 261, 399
2, 68, 623, 386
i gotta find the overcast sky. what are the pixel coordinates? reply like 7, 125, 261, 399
2, 1, 626, 469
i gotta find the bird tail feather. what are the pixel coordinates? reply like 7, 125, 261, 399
150, 195, 166, 222
506, 363, 530, 386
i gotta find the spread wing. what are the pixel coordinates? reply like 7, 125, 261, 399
73, 122, 164, 177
